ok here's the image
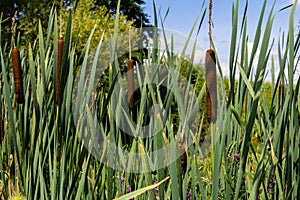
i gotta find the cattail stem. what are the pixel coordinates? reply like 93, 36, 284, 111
60, 0, 63, 38
178, 142, 187, 172
11, 11, 18, 48
205, 49, 217, 123
208, 0, 213, 49
278, 82, 284, 107
129, 26, 132, 60
0, 104, 4, 142
12, 48, 24, 104
56, 38, 64, 104
127, 59, 135, 109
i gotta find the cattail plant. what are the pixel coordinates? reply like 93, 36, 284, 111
205, 0, 217, 123
206, 2, 222, 197
127, 59, 135, 110
205, 50, 217, 123
11, 47, 24, 104
0, 104, 4, 142
56, 0, 64, 104
56, 38, 64, 104
11, 12, 24, 104
178, 142, 187, 172
278, 82, 284, 107
127, 26, 135, 110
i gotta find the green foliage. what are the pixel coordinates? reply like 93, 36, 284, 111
70, 0, 138, 52
96, 0, 151, 27
18, 0, 61, 44
0, 0, 31, 44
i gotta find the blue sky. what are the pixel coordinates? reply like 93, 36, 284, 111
143, 0, 300, 81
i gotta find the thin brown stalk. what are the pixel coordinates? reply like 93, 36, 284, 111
60, 0, 63, 38
11, 11, 18, 48
129, 26, 132, 60
278, 82, 284, 107
208, 0, 213, 49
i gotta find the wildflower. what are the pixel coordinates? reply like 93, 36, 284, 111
127, 186, 131, 193
120, 177, 125, 188
9, 193, 26, 200
267, 178, 276, 192
187, 187, 191, 200
125, 186, 133, 200
234, 153, 240, 161
153, 180, 159, 196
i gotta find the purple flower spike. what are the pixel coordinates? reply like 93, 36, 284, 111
268, 178, 272, 183
121, 177, 125, 188
234, 153, 240, 160
153, 180, 159, 196
127, 186, 131, 193
187, 187, 191, 200
267, 178, 276, 192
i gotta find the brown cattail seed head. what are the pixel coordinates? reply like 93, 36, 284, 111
12, 48, 24, 104
127, 59, 135, 109
56, 38, 64, 104
205, 49, 217, 123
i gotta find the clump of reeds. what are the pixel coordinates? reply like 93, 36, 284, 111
11, 11, 24, 104
205, 49, 217, 123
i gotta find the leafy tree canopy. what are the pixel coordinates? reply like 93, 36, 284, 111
0, 0, 61, 45
70, 0, 140, 54
0, 0, 150, 47
96, 0, 151, 28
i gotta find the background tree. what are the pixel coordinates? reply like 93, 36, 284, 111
96, 0, 151, 28
95, 0, 153, 50
0, 0, 148, 48
70, 0, 139, 53
0, 0, 29, 45
0, 0, 61, 46
18, 0, 61, 43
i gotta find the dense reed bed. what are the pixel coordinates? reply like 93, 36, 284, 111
0, 0, 299, 199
